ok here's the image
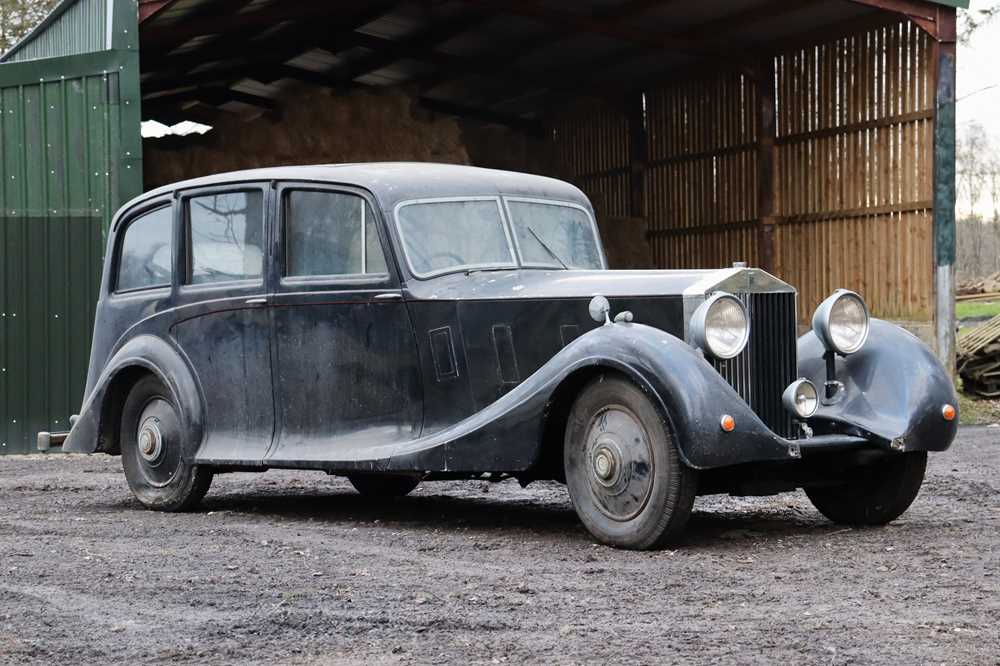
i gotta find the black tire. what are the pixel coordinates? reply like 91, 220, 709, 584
120, 374, 212, 511
805, 451, 927, 525
564, 375, 697, 550
348, 474, 421, 497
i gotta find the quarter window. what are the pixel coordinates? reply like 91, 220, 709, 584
117, 205, 173, 292
186, 191, 264, 285
284, 190, 388, 277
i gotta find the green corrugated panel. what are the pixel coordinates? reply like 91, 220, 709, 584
0, 1, 141, 454
1, 0, 109, 63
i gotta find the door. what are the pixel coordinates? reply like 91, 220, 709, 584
170, 184, 275, 465
0, 0, 142, 453
265, 184, 422, 465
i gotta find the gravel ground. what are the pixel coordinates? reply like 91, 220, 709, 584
1, 428, 998, 665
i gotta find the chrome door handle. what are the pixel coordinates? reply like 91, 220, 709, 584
373, 292, 403, 300
245, 297, 268, 306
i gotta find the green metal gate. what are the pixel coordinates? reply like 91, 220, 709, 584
0, 0, 142, 454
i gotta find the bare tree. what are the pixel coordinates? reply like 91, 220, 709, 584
960, 2, 1000, 42
0, 0, 59, 55
955, 122, 1000, 279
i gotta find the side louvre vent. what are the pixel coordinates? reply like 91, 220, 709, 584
711, 292, 798, 439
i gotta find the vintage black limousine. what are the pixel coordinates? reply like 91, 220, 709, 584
44, 163, 958, 549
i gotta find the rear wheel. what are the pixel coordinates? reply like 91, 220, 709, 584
348, 474, 421, 497
564, 375, 697, 550
120, 375, 212, 511
805, 451, 927, 525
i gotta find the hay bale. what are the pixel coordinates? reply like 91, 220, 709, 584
598, 216, 652, 269
144, 87, 472, 190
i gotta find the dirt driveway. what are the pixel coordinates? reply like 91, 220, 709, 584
1, 428, 997, 665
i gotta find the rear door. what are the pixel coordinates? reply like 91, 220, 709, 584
264, 183, 423, 465
0, 0, 142, 453
169, 183, 275, 465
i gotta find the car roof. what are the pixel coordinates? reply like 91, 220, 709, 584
119, 163, 591, 225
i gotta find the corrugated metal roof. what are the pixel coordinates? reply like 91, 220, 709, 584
1, 0, 110, 63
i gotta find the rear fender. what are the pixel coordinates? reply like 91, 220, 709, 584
62, 335, 204, 457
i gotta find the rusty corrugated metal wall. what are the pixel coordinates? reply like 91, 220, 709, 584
0, 0, 142, 454
552, 18, 935, 328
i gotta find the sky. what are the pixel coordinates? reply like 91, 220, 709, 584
957, 16, 1000, 139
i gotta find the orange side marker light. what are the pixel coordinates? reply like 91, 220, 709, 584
720, 414, 736, 432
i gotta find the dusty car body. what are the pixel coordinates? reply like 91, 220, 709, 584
48, 163, 959, 549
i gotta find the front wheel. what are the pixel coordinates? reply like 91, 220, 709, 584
120, 375, 213, 511
564, 375, 697, 550
805, 451, 927, 525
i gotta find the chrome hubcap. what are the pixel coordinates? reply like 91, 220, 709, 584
137, 417, 164, 463
592, 444, 619, 485
583, 406, 654, 522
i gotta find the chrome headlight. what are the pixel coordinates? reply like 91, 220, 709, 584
782, 379, 818, 418
812, 289, 870, 355
690, 293, 749, 360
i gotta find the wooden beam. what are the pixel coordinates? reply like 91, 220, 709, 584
627, 92, 647, 220
845, 0, 940, 22
315, 9, 490, 85
138, 0, 178, 23
417, 97, 543, 135
680, 0, 826, 39
756, 58, 776, 272
140, 3, 345, 48
144, 86, 279, 113
141, 3, 393, 71
460, 0, 729, 59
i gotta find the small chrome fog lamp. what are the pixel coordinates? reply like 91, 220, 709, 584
782, 379, 819, 419
690, 293, 749, 360
812, 289, 870, 355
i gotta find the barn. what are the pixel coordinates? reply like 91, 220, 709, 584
0, 0, 966, 453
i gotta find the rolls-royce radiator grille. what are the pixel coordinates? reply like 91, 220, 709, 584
710, 292, 798, 439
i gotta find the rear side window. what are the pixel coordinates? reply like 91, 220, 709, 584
186, 191, 264, 285
284, 190, 388, 277
117, 205, 173, 292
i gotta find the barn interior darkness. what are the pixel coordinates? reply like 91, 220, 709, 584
137, 0, 954, 334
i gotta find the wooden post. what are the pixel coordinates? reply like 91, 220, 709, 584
932, 8, 957, 375
756, 58, 777, 272
628, 92, 648, 219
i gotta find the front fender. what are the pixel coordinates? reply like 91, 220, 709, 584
379, 323, 800, 472
797, 319, 958, 452
62, 335, 204, 457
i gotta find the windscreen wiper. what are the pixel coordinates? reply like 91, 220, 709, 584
526, 227, 569, 269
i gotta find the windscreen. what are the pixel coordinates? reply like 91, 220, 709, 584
506, 200, 603, 269
396, 199, 515, 276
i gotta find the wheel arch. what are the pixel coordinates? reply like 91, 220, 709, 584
63, 335, 206, 457
98, 365, 156, 455
535, 362, 684, 481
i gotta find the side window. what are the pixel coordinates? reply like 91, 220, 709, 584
117, 205, 173, 292
284, 190, 388, 278
186, 190, 264, 285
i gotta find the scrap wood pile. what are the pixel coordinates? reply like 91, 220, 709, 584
958, 314, 1000, 397
957, 272, 1000, 302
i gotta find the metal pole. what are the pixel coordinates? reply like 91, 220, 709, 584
932, 8, 957, 376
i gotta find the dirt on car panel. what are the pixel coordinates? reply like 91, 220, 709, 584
0, 427, 997, 664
